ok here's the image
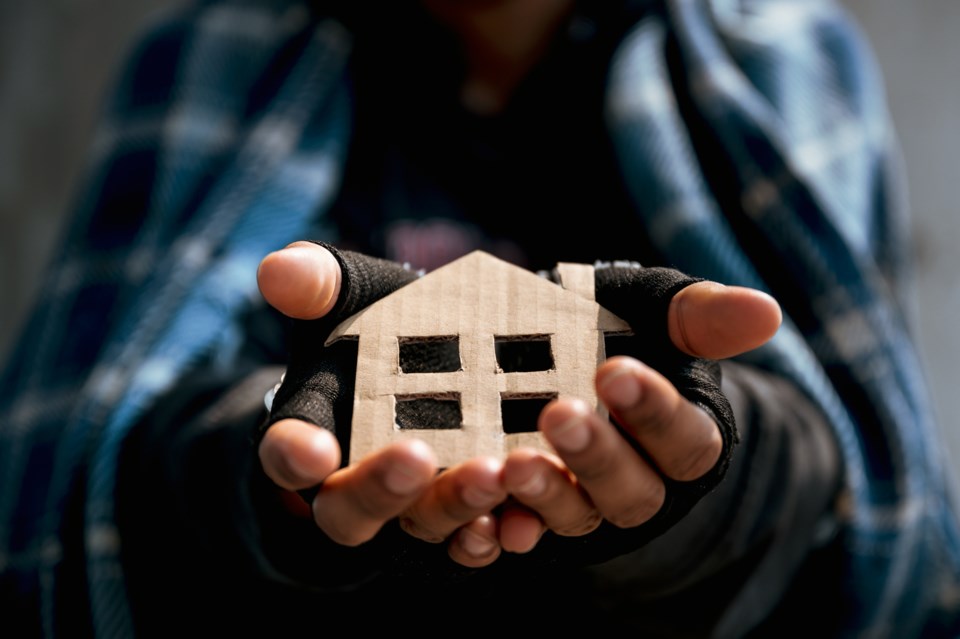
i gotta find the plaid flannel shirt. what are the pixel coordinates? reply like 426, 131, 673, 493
2, 0, 958, 636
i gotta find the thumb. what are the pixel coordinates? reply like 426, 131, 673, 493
258, 241, 342, 320
260, 418, 342, 491
668, 282, 782, 360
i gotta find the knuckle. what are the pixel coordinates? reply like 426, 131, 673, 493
399, 516, 445, 543
605, 483, 665, 529
553, 510, 603, 537
671, 431, 723, 481
569, 448, 619, 483
317, 514, 372, 547
439, 498, 472, 524
631, 395, 679, 440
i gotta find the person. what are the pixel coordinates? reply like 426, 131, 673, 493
1, 0, 958, 637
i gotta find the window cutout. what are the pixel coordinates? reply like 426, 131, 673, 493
399, 336, 461, 373
495, 335, 554, 372
395, 395, 462, 430
500, 394, 556, 434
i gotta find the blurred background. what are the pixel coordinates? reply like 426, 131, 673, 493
1, 1, 957, 462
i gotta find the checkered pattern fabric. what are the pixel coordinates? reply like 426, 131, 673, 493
1, 1, 957, 636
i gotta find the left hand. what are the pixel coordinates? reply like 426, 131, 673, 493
498, 276, 781, 556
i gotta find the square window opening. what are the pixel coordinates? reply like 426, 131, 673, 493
500, 394, 556, 434
395, 394, 462, 430
399, 336, 461, 373
495, 335, 554, 373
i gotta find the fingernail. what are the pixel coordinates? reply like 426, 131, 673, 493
385, 463, 424, 496
601, 365, 641, 410
462, 485, 501, 509
515, 471, 546, 498
549, 412, 590, 453
460, 529, 497, 558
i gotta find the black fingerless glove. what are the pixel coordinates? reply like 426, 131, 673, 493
516, 262, 738, 568
262, 249, 737, 582
261, 243, 477, 585
264, 241, 419, 454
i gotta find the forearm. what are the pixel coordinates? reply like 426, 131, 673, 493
115, 363, 385, 634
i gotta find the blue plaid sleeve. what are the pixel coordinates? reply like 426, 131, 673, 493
1, 0, 957, 637
604, 0, 960, 635
0, 1, 353, 635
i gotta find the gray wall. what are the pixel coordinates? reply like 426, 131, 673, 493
844, 0, 960, 459
0, 0, 177, 361
1, 2, 957, 459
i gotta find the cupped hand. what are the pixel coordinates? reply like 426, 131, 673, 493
499, 280, 782, 554
257, 241, 506, 568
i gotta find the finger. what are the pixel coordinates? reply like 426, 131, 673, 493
502, 448, 601, 538
398, 457, 506, 544
259, 418, 341, 491
598, 356, 722, 482
312, 439, 438, 546
447, 514, 502, 568
497, 501, 547, 553
257, 241, 342, 320
668, 282, 782, 359
540, 398, 666, 529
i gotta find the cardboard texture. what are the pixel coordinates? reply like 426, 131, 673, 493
328, 251, 632, 468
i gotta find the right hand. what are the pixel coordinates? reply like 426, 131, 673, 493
256, 241, 509, 568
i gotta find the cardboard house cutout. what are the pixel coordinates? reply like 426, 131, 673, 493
327, 250, 632, 468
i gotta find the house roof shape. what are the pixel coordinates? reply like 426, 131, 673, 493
328, 250, 632, 467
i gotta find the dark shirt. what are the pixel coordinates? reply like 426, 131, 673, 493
329, 2, 653, 273
116, 11, 843, 636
